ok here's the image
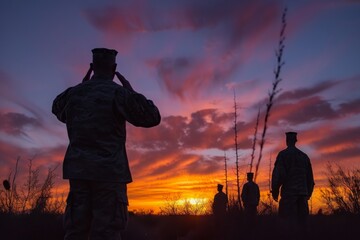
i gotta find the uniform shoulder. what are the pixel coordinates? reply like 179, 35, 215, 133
294, 147, 309, 157
276, 148, 288, 158
250, 181, 258, 186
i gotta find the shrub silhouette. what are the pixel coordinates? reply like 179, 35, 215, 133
321, 163, 360, 215
0, 156, 64, 214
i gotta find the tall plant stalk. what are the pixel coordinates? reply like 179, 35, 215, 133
268, 155, 272, 192
224, 151, 228, 197
233, 90, 242, 210
254, 7, 287, 182
249, 108, 260, 173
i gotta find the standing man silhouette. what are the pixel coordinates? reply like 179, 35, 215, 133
241, 172, 260, 218
212, 184, 228, 239
52, 48, 161, 240
271, 132, 315, 237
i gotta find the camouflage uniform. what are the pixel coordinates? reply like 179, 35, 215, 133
63, 180, 128, 240
52, 75, 161, 240
272, 142, 315, 231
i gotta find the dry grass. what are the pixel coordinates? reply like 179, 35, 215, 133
1, 212, 360, 240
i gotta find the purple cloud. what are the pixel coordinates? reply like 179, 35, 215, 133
277, 79, 341, 102
84, 0, 281, 98
338, 98, 360, 116
0, 111, 42, 137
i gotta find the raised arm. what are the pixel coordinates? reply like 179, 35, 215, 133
113, 73, 161, 128
52, 87, 73, 123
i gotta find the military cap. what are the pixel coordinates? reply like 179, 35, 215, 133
92, 48, 118, 65
286, 131, 297, 141
246, 172, 254, 178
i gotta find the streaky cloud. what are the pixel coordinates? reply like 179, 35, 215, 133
0, 111, 42, 137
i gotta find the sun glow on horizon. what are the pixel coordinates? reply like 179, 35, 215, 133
178, 197, 209, 208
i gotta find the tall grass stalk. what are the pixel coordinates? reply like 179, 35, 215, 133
254, 7, 287, 182
233, 90, 242, 210
249, 108, 260, 173
224, 151, 228, 198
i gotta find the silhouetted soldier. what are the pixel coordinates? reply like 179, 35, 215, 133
212, 184, 228, 239
241, 172, 260, 218
52, 48, 161, 240
271, 132, 315, 238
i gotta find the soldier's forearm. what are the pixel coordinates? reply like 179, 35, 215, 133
82, 63, 93, 82
115, 72, 134, 91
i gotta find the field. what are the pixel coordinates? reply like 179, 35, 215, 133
1, 212, 359, 240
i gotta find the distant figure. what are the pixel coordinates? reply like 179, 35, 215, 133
241, 172, 260, 218
212, 184, 228, 218
271, 132, 315, 236
212, 184, 228, 239
52, 48, 161, 240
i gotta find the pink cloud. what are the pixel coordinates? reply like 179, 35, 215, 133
277, 80, 341, 101
338, 98, 360, 116
313, 126, 360, 152
274, 96, 337, 125
84, 1, 283, 99
255, 77, 360, 129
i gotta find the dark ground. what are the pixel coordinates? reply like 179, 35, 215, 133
1, 212, 359, 240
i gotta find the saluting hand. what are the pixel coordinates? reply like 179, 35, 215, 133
115, 72, 134, 91
82, 63, 93, 82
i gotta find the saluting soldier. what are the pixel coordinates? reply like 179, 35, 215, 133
52, 48, 161, 240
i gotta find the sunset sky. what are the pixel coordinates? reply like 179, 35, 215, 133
1, 0, 359, 213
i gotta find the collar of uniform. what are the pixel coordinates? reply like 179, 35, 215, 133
89, 75, 113, 81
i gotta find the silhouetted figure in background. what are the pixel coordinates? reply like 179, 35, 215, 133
212, 184, 228, 239
212, 184, 228, 219
52, 48, 161, 240
241, 172, 260, 218
271, 132, 315, 239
